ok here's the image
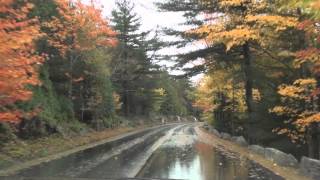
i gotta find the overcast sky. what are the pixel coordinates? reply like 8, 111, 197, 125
84, 0, 204, 83
100, 0, 185, 31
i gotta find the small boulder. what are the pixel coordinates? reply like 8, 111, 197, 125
221, 133, 231, 140
232, 136, 248, 147
202, 124, 210, 131
249, 145, 265, 156
264, 148, 298, 167
300, 156, 320, 180
210, 128, 221, 138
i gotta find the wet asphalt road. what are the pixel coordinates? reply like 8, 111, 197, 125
9, 123, 283, 180
137, 125, 283, 180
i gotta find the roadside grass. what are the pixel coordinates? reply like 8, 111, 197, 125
0, 126, 137, 170
0, 115, 179, 171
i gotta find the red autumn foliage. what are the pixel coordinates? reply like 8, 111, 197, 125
0, 0, 42, 122
0, 0, 116, 123
45, 0, 117, 55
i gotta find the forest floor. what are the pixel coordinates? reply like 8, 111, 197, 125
196, 127, 312, 180
0, 122, 160, 173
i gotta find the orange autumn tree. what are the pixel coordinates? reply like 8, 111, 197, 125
0, 0, 116, 123
271, 0, 320, 158
0, 0, 42, 122
43, 0, 117, 98
45, 0, 117, 54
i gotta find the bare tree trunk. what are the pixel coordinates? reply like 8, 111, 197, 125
315, 75, 320, 159
123, 45, 130, 116
318, 124, 320, 159
122, 82, 130, 116
69, 54, 74, 99
243, 42, 254, 142
231, 69, 236, 136
307, 123, 319, 159
243, 42, 253, 114
80, 84, 84, 122
68, 54, 80, 99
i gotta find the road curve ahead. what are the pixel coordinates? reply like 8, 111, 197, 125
6, 123, 283, 180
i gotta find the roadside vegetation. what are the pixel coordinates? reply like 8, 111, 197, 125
0, 0, 195, 165
1, 0, 320, 169
157, 0, 320, 160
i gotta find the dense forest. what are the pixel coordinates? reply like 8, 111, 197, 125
0, 0, 194, 145
1, 0, 320, 162
156, 0, 320, 159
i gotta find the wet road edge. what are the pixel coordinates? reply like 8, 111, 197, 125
195, 126, 312, 180
0, 123, 186, 176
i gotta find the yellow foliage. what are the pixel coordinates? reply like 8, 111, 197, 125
270, 106, 297, 116
219, 0, 249, 7
153, 88, 166, 96
272, 78, 318, 143
194, 71, 246, 114
278, 85, 303, 98
277, 78, 316, 99
113, 92, 122, 111
253, 89, 261, 102
193, 0, 297, 51
245, 15, 297, 31
296, 113, 320, 126
195, 25, 259, 51
294, 78, 317, 86
194, 76, 215, 112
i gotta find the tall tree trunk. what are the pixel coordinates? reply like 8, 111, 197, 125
123, 81, 130, 116
243, 42, 253, 114
122, 44, 130, 116
68, 54, 80, 100
318, 124, 320, 159
243, 42, 254, 141
80, 83, 84, 122
69, 54, 74, 99
315, 73, 320, 159
231, 78, 235, 135
307, 123, 319, 159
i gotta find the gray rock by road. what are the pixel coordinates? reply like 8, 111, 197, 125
210, 128, 221, 138
221, 133, 231, 140
249, 145, 265, 156
300, 156, 320, 180
203, 124, 210, 131
232, 136, 248, 147
264, 148, 298, 167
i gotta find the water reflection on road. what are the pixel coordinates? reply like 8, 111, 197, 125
137, 125, 283, 180
15, 124, 284, 180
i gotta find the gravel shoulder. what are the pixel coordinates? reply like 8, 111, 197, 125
195, 126, 312, 180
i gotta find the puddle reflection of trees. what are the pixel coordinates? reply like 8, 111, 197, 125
139, 142, 251, 180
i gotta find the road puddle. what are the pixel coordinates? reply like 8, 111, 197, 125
137, 129, 283, 180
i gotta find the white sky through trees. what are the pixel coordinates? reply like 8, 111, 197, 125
101, 0, 185, 32
83, 0, 204, 83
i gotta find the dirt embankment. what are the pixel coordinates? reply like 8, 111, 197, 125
196, 127, 312, 180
